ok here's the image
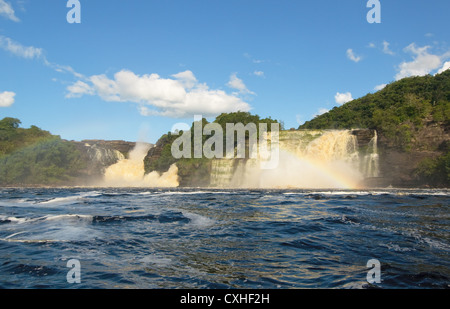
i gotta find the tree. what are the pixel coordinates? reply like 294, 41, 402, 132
0, 117, 21, 130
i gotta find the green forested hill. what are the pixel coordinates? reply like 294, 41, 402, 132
0, 118, 86, 185
300, 70, 449, 138
0, 117, 53, 156
299, 70, 450, 187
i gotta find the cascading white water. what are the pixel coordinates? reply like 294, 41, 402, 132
362, 131, 379, 178
100, 130, 379, 189
103, 143, 179, 187
210, 130, 379, 189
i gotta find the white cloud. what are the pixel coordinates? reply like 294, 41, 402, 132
227, 73, 255, 95
334, 92, 353, 105
48, 62, 85, 79
437, 61, 450, 74
0, 0, 19, 22
244, 53, 265, 64
395, 43, 443, 80
318, 108, 329, 115
65, 81, 94, 98
374, 83, 387, 91
382, 41, 395, 55
0, 36, 85, 80
0, 35, 42, 59
0, 91, 15, 107
296, 114, 304, 126
313, 108, 329, 118
172, 70, 198, 89
253, 71, 265, 77
67, 70, 252, 118
346, 49, 361, 63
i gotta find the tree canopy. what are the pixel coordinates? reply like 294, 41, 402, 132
144, 112, 281, 186
0, 119, 85, 185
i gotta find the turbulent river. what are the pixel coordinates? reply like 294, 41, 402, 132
0, 187, 448, 289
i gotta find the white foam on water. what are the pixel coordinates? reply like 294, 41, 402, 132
41, 214, 94, 222
0, 191, 101, 208
0, 212, 99, 243
181, 211, 216, 228
283, 190, 450, 197
0, 214, 94, 224
37, 191, 101, 205
283, 191, 392, 196
0, 198, 35, 208
159, 191, 231, 195
382, 242, 415, 252
0, 215, 30, 224
139, 255, 173, 266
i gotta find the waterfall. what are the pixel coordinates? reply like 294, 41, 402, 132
103, 143, 179, 187
86, 145, 125, 167
362, 131, 379, 178
210, 159, 235, 187
210, 129, 379, 189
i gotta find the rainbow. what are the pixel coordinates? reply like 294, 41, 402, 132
299, 158, 362, 190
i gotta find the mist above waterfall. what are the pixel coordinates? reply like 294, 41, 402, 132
103, 142, 179, 187
230, 150, 363, 189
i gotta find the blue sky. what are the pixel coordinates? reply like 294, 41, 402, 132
0, 0, 449, 143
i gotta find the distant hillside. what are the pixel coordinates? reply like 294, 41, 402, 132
0, 118, 86, 185
0, 118, 135, 186
0, 118, 53, 156
299, 70, 450, 187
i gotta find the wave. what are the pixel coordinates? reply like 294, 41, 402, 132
0, 214, 94, 225
0, 237, 64, 243
282, 190, 450, 198
92, 214, 156, 223
37, 191, 101, 205
284, 191, 392, 196
93, 210, 215, 227
0, 191, 102, 208
0, 215, 29, 224
42, 214, 94, 222
181, 211, 215, 228
1, 209, 215, 230
0, 198, 34, 208
156, 190, 234, 195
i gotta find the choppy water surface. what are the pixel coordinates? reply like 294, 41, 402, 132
0, 187, 448, 289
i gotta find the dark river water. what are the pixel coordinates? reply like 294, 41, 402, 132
0, 187, 448, 289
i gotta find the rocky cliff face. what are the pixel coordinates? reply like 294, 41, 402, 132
81, 140, 137, 157
71, 140, 137, 183
373, 120, 449, 188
